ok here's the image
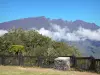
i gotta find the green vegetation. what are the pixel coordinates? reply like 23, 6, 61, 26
0, 28, 80, 56
0, 66, 99, 75
9, 45, 25, 55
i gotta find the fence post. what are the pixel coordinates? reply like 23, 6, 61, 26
37, 57, 41, 67
89, 56, 96, 71
72, 55, 77, 68
1, 55, 5, 65
18, 52, 23, 66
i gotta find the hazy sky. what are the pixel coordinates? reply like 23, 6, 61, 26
0, 0, 100, 26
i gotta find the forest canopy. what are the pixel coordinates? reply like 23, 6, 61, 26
0, 28, 80, 57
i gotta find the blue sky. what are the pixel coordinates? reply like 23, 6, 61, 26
0, 0, 100, 26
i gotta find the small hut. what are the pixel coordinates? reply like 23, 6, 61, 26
54, 57, 70, 71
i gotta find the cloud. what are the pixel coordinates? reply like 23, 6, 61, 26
0, 30, 8, 36
37, 23, 100, 41
1, 24, 100, 41
75, 27, 100, 41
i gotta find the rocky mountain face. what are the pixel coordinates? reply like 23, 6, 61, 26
0, 16, 99, 30
0, 16, 100, 58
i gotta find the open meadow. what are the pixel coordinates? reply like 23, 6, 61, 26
0, 66, 99, 75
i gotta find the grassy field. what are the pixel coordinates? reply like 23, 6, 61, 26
0, 66, 99, 75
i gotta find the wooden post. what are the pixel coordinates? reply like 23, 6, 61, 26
72, 55, 77, 68
18, 52, 23, 66
1, 56, 5, 65
89, 56, 96, 71
37, 57, 41, 67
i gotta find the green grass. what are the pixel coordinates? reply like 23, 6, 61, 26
0, 66, 99, 75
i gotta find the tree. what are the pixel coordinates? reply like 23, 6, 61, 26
9, 45, 25, 55
0, 37, 11, 55
0, 28, 80, 57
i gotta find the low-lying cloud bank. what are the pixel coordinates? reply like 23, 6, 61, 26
0, 30, 8, 36
0, 23, 100, 41
38, 23, 100, 41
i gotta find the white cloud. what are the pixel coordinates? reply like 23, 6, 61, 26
75, 27, 100, 41
37, 23, 100, 41
39, 28, 52, 38
1, 24, 100, 41
0, 30, 8, 36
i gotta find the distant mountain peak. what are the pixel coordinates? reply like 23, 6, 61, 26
0, 16, 99, 30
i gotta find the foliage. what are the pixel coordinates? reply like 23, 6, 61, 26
9, 45, 25, 55
0, 28, 80, 57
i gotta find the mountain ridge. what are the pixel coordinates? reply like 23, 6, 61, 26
0, 16, 99, 30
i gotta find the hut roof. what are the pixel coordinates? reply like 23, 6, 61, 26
55, 57, 70, 61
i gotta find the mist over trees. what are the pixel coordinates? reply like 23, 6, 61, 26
0, 28, 80, 57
